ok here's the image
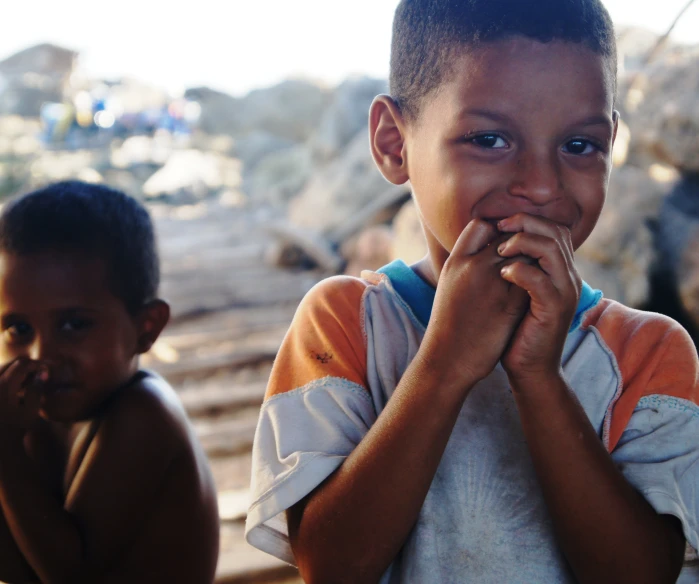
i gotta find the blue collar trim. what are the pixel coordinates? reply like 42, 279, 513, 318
377, 259, 602, 332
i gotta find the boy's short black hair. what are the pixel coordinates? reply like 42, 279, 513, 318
390, 0, 617, 121
0, 180, 159, 314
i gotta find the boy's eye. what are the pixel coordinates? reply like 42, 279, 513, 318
469, 134, 508, 149
4, 322, 33, 343
60, 318, 93, 333
563, 139, 598, 155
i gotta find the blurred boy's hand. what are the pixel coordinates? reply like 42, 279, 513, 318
0, 358, 46, 439
496, 213, 581, 386
422, 219, 530, 388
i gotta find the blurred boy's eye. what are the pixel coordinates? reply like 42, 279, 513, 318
4, 322, 33, 343
60, 318, 93, 334
470, 134, 508, 149
564, 139, 598, 155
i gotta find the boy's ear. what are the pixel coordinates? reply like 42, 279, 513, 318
369, 95, 410, 185
612, 109, 620, 144
135, 299, 170, 355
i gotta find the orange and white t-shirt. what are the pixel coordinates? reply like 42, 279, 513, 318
246, 260, 699, 583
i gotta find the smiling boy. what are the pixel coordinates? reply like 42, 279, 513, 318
245, 1, 699, 583
0, 181, 219, 583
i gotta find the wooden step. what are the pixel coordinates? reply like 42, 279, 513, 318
194, 411, 260, 458
217, 523, 301, 584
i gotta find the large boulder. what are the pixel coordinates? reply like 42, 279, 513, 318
0, 44, 77, 117
142, 150, 242, 202
655, 175, 699, 329
311, 77, 387, 161
184, 87, 240, 136
576, 165, 678, 307
242, 144, 313, 206
233, 130, 296, 173
288, 128, 408, 237
236, 80, 330, 143
623, 46, 699, 172
187, 80, 330, 144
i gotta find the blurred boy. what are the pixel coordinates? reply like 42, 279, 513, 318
0, 181, 219, 583
246, 1, 699, 582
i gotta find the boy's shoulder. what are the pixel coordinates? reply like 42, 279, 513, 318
582, 298, 698, 450
100, 371, 190, 449
582, 297, 697, 365
300, 274, 374, 311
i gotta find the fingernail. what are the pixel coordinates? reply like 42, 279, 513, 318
498, 219, 509, 229
498, 243, 506, 254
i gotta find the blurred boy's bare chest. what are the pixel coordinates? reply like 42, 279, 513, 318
25, 420, 100, 498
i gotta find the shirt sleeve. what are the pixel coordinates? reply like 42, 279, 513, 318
245, 276, 376, 565
607, 319, 699, 569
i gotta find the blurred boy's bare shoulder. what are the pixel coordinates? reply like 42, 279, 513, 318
62, 371, 219, 583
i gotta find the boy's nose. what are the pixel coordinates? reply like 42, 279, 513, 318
28, 337, 58, 363
508, 150, 563, 205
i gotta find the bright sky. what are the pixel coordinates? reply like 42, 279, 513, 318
2, 0, 698, 96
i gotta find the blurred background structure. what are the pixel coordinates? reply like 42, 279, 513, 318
0, 1, 698, 582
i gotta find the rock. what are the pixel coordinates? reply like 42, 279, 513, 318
188, 80, 330, 144
655, 175, 699, 329
623, 46, 699, 172
264, 220, 344, 273
27, 150, 101, 186
110, 135, 171, 168
142, 150, 242, 201
311, 76, 387, 161
233, 130, 296, 173
236, 80, 330, 143
391, 200, 428, 265
288, 128, 407, 236
185, 87, 241, 136
575, 165, 677, 307
243, 144, 313, 206
342, 225, 394, 277
0, 44, 76, 117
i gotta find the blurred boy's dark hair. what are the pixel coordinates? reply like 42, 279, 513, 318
0, 180, 159, 314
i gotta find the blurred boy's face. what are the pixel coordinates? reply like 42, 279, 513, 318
0, 251, 140, 423
404, 37, 617, 269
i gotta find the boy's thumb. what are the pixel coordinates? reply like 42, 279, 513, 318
451, 219, 499, 257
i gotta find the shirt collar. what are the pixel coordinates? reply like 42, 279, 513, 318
377, 259, 602, 331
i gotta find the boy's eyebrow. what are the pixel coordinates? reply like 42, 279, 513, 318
460, 108, 614, 131
53, 307, 100, 315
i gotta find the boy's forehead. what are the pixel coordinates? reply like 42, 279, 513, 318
422, 37, 615, 125
0, 251, 116, 311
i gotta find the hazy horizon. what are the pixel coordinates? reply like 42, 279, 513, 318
2, 0, 698, 97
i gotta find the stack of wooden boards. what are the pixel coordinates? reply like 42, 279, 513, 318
145, 202, 322, 584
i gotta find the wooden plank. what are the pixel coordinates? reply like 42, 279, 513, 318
218, 488, 250, 522
216, 523, 300, 584
195, 415, 260, 458
179, 381, 267, 418
153, 349, 278, 384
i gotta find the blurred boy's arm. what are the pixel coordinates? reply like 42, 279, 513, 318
498, 213, 686, 584
0, 507, 38, 583
0, 374, 181, 584
287, 220, 529, 584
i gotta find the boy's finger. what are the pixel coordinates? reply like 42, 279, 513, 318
499, 214, 573, 250
498, 233, 569, 283
451, 219, 500, 257
2, 359, 43, 392
500, 261, 559, 310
